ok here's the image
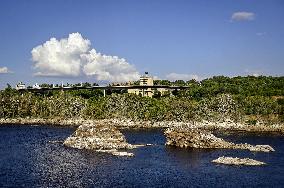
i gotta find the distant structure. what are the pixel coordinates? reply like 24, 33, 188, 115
128, 72, 154, 97
15, 74, 189, 97
15, 82, 26, 90
32, 83, 41, 89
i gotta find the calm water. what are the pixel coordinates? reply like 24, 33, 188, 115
0, 125, 284, 188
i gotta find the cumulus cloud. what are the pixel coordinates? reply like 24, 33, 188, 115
81, 49, 140, 82
32, 33, 90, 77
231, 11, 255, 21
31, 33, 140, 82
0, 67, 12, 74
166, 73, 200, 81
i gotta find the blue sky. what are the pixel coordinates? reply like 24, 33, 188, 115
0, 0, 283, 88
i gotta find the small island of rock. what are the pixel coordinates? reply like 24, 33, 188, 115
64, 123, 135, 156
212, 156, 266, 166
164, 127, 275, 152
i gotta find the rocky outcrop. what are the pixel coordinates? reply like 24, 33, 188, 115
64, 123, 135, 156
212, 156, 266, 166
164, 127, 275, 152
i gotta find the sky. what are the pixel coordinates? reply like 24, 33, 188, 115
0, 0, 284, 88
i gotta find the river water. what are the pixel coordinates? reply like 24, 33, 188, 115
0, 125, 284, 188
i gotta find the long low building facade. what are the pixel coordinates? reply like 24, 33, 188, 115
16, 73, 189, 97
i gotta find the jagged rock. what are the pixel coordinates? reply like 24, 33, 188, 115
212, 156, 266, 166
165, 127, 233, 148
64, 123, 134, 150
246, 144, 275, 152
164, 127, 275, 152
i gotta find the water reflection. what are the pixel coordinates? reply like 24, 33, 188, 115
165, 146, 216, 169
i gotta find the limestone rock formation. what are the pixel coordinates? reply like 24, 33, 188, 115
64, 123, 134, 155
164, 127, 275, 152
212, 156, 266, 166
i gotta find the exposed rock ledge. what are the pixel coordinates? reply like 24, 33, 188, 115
164, 127, 275, 152
212, 156, 266, 166
63, 123, 138, 157
1, 118, 284, 133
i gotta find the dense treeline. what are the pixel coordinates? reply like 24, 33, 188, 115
156, 76, 284, 98
1, 76, 283, 124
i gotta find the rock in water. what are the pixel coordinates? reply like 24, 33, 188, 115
246, 144, 275, 152
64, 123, 134, 150
165, 128, 233, 149
212, 156, 266, 166
164, 127, 275, 152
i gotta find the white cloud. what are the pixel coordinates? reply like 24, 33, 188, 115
81, 49, 140, 82
31, 33, 90, 77
31, 32, 139, 82
231, 12, 255, 21
0, 67, 12, 74
166, 73, 200, 81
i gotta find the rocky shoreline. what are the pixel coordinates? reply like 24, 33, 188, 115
1, 118, 283, 133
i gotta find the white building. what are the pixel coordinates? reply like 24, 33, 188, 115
15, 82, 26, 90
128, 72, 154, 97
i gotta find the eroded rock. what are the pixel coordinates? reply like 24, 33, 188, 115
164, 127, 275, 152
64, 123, 134, 152
212, 156, 266, 166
